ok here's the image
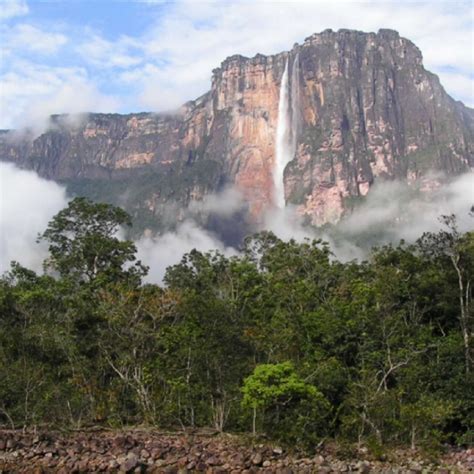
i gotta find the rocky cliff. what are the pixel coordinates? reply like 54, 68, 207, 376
1, 29, 473, 232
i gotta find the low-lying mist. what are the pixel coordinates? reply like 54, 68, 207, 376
323, 173, 474, 261
1, 161, 472, 281
0, 162, 68, 274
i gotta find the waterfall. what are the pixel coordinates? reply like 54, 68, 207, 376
273, 54, 300, 208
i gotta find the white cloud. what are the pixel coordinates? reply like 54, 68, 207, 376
0, 162, 68, 274
136, 220, 238, 284
0, 0, 28, 21
261, 205, 312, 243
339, 173, 474, 242
77, 32, 142, 69
1, 162, 470, 283
435, 70, 474, 107
2, 23, 68, 56
260, 172, 474, 262
0, 61, 120, 131
0, 162, 242, 283
0, 162, 239, 283
188, 187, 245, 218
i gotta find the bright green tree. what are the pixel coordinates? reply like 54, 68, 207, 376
242, 362, 330, 447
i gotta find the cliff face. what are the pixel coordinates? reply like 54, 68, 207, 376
1, 29, 473, 230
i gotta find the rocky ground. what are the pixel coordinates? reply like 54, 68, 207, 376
0, 429, 472, 473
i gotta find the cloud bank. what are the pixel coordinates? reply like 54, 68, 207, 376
261, 173, 474, 262
1, 162, 472, 282
1, 62, 119, 135
339, 174, 474, 241
136, 221, 238, 284
0, 0, 28, 21
0, 162, 68, 273
0, 164, 242, 281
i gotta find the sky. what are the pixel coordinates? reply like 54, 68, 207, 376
0, 0, 473, 130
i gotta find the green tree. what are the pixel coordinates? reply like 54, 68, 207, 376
39, 197, 147, 286
163, 250, 254, 430
418, 215, 474, 374
400, 395, 455, 450
241, 362, 330, 447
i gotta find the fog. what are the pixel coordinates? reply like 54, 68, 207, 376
343, 174, 472, 235
0, 162, 68, 274
332, 173, 474, 258
263, 173, 474, 262
0, 162, 472, 282
188, 187, 245, 218
136, 221, 238, 284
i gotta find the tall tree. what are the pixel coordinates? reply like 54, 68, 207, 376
39, 197, 147, 286
418, 215, 474, 374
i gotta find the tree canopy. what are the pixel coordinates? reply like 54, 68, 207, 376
39, 197, 147, 285
1, 202, 472, 451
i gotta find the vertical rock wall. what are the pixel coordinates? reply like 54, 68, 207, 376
1, 29, 473, 227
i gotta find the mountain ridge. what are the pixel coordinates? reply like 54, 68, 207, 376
1, 28, 473, 234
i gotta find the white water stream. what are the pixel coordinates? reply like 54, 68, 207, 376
273, 54, 300, 208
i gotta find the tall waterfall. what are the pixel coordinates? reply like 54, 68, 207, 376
273, 54, 300, 208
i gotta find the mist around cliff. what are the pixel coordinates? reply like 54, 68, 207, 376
335, 173, 474, 244
229, 172, 473, 264
3, 1, 472, 133
325, 173, 473, 261
134, 187, 246, 282
135, 221, 238, 283
0, 165, 242, 280
0, 162, 68, 274
3, 112, 99, 141
264, 173, 474, 261
1, 162, 472, 281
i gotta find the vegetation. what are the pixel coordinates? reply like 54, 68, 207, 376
0, 197, 473, 452
61, 160, 223, 238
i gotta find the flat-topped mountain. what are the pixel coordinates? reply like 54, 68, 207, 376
1, 29, 473, 233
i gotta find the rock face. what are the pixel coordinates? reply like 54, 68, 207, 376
1, 29, 473, 229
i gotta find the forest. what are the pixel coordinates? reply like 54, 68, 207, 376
0, 197, 472, 453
